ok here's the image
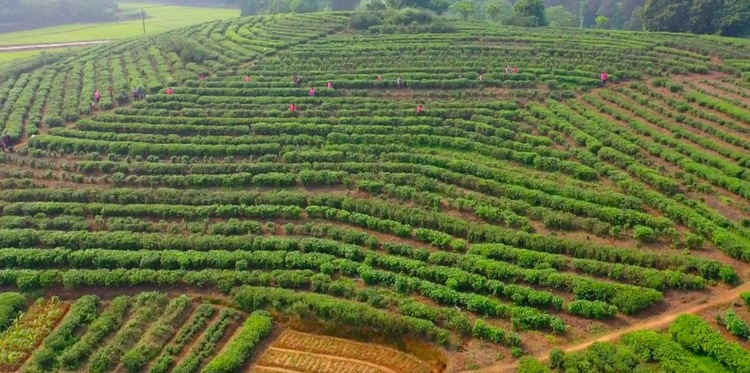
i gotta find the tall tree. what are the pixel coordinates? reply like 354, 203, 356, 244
640, 0, 691, 32
514, 0, 547, 25
486, 0, 514, 20
688, 0, 722, 34
546, 5, 577, 26
623, 5, 643, 29
717, 0, 750, 36
452, 0, 476, 19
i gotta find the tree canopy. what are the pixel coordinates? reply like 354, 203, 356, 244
641, 0, 750, 36
0, 0, 120, 28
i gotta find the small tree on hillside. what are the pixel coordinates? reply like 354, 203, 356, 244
486, 0, 513, 22
513, 0, 547, 26
452, 0, 475, 20
595, 15, 609, 28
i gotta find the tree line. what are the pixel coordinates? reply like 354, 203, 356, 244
0, 0, 120, 29
240, 0, 750, 36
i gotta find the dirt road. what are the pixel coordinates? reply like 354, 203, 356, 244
0, 40, 110, 52
463, 281, 750, 373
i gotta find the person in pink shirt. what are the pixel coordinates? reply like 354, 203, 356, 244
94, 90, 101, 105
513, 67, 519, 74
601, 71, 609, 85
245, 76, 251, 83
416, 105, 424, 115
327, 81, 333, 89
166, 87, 174, 95
309, 87, 316, 96
290, 103, 297, 112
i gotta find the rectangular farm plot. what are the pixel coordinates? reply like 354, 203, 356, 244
257, 348, 390, 373
0, 297, 69, 371
252, 330, 432, 373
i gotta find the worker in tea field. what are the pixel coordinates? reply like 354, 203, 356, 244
245, 75, 251, 83
94, 89, 101, 105
108, 86, 114, 100
479, 73, 485, 81
377, 74, 383, 81
416, 104, 424, 115
167, 87, 174, 95
327, 81, 334, 89
397, 76, 403, 89
292, 74, 301, 86
506, 66, 510, 74
601, 71, 609, 85
290, 103, 297, 112
309, 87, 317, 96
513, 67, 519, 74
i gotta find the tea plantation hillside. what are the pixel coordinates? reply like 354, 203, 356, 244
2, 11, 750, 372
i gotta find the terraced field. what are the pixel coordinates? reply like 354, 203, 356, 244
2, 11, 750, 373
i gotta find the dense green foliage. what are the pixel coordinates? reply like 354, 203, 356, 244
0, 0, 120, 31
641, 0, 750, 36
670, 314, 750, 372
24, 295, 99, 373
202, 310, 273, 373
520, 319, 744, 373
0, 292, 25, 331
2, 12, 750, 371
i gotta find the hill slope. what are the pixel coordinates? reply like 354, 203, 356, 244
2, 12, 750, 372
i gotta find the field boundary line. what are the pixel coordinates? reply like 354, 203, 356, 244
0, 41, 110, 52
252, 365, 305, 373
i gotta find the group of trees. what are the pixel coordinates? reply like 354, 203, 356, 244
0, 0, 121, 30
241, 0, 360, 14
241, 0, 749, 36
641, 0, 750, 36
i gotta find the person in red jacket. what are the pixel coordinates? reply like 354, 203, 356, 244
309, 87, 317, 96
601, 71, 609, 85
513, 67, 519, 74
290, 103, 297, 112
166, 87, 174, 95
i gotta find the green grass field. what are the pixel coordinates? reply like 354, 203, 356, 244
0, 2, 239, 46
0, 50, 45, 63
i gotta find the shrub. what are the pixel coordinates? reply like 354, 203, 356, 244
742, 291, 750, 307
0, 292, 25, 331
633, 225, 657, 242
549, 348, 565, 369
202, 311, 273, 373
518, 356, 551, 373
567, 299, 618, 319
725, 309, 750, 339
349, 13, 383, 30
392, 8, 434, 25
